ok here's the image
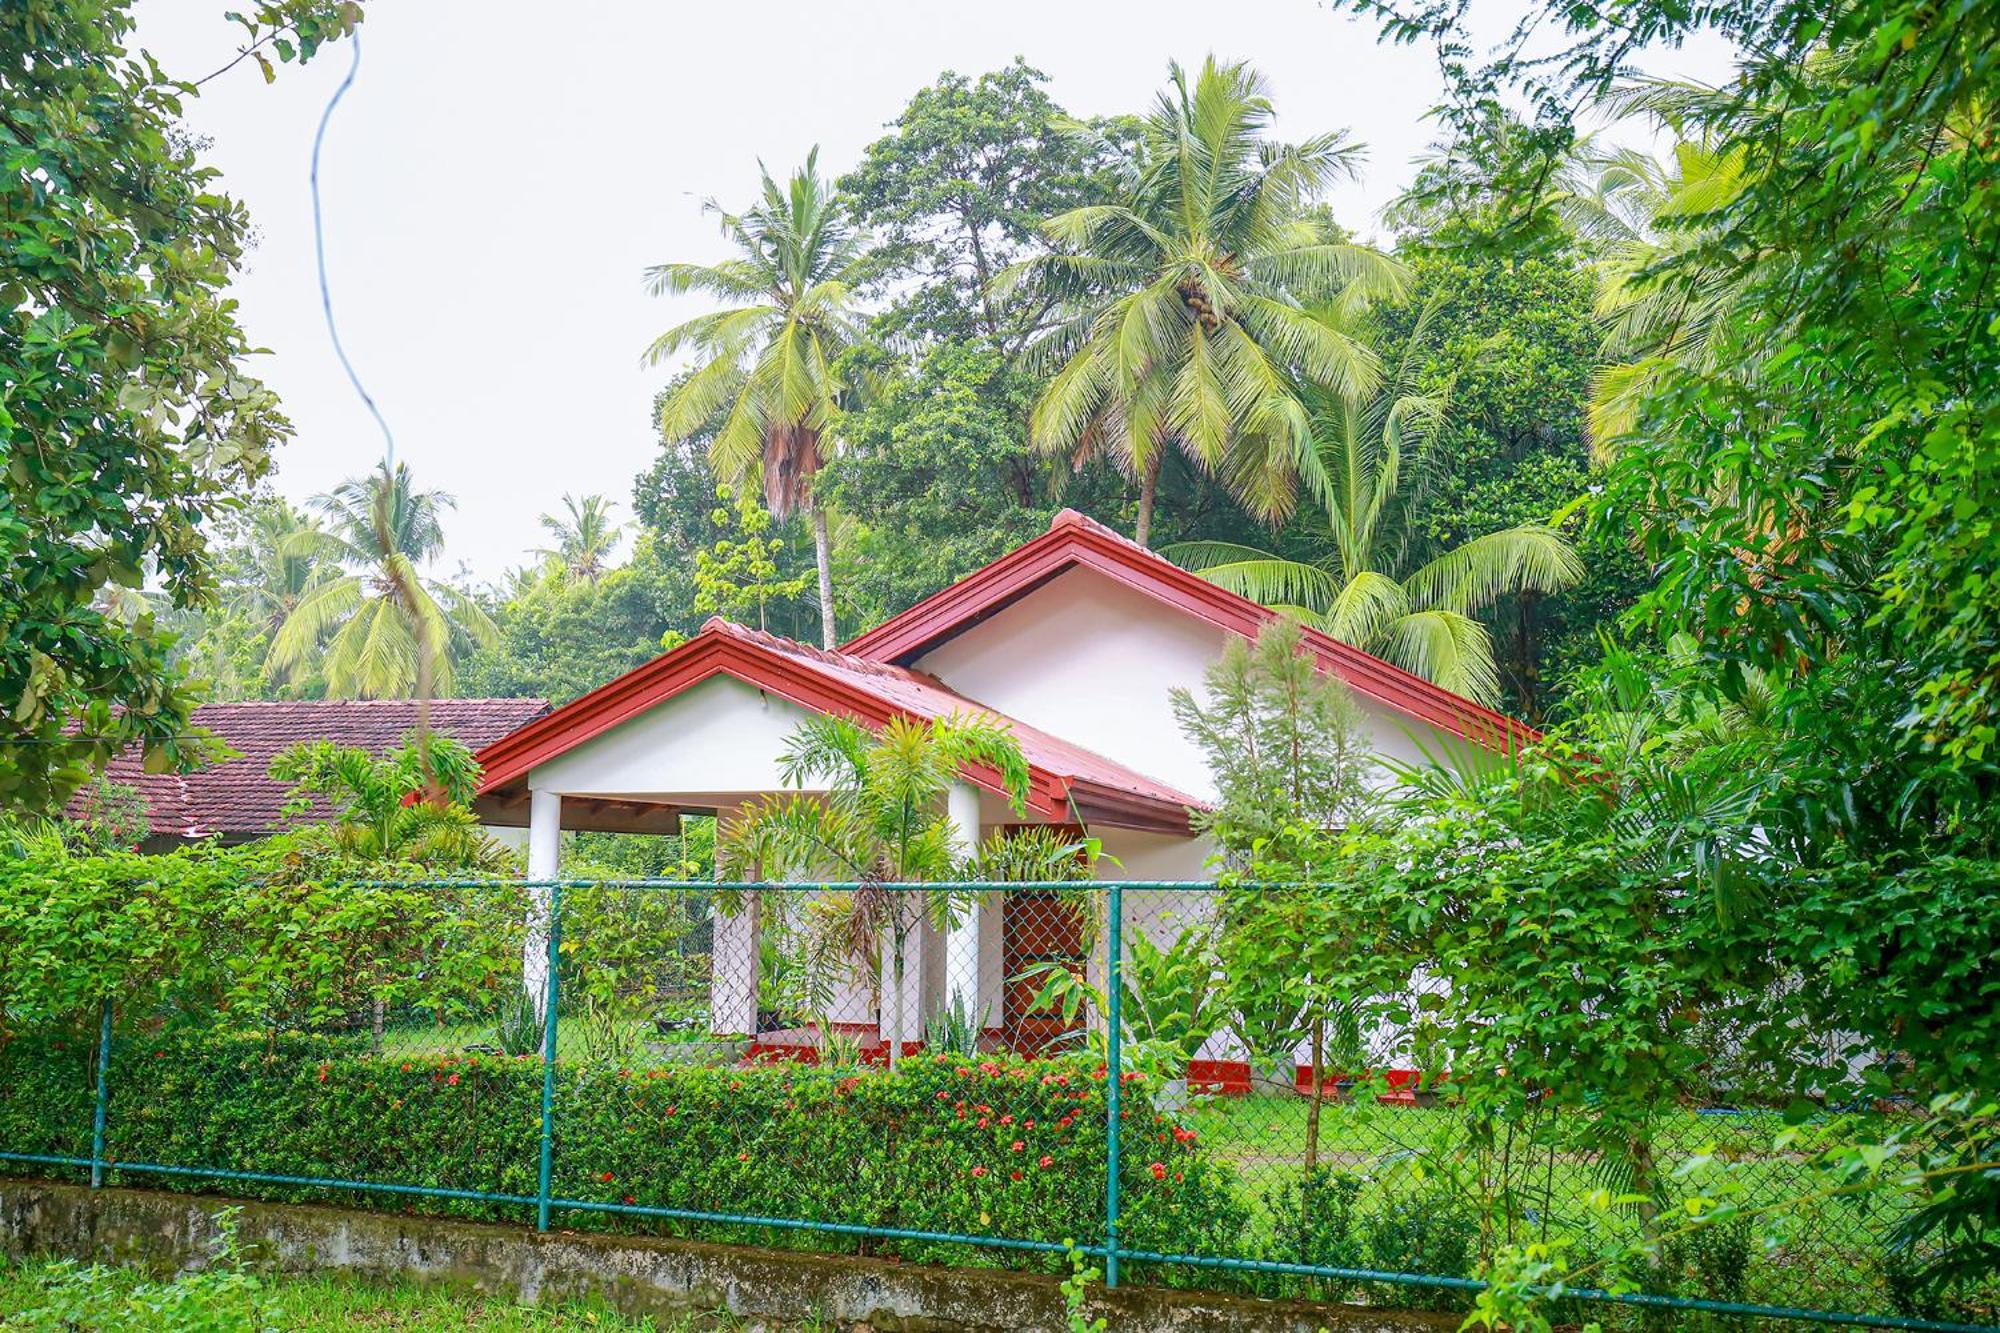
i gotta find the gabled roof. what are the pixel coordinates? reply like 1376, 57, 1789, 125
71, 698, 551, 841
474, 618, 1199, 835
844, 509, 1538, 749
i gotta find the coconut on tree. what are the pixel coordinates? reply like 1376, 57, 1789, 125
645, 149, 866, 647
1016, 56, 1406, 546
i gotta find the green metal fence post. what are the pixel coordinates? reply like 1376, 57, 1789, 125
90, 999, 112, 1188
535, 882, 564, 1232
1103, 880, 1123, 1289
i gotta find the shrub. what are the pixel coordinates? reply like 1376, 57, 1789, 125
0, 1032, 1245, 1272
1258, 1167, 1366, 1299
1365, 1191, 1479, 1311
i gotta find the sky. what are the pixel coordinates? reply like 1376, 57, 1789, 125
134, 1, 1734, 585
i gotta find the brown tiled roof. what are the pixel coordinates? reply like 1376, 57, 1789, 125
72, 699, 549, 840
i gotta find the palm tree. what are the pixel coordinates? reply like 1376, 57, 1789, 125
1017, 57, 1406, 545
533, 493, 623, 582
720, 713, 1032, 1068
1169, 308, 1582, 708
233, 497, 335, 636
646, 149, 866, 647
267, 462, 498, 699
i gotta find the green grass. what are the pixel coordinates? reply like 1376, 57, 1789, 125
0, 1254, 828, 1331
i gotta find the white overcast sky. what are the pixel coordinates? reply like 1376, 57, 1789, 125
133, 2, 1732, 584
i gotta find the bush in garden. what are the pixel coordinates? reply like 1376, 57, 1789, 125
1257, 1167, 1365, 1299
0, 1034, 1245, 1271
1364, 1191, 1478, 1311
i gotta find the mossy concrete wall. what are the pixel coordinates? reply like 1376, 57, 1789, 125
0, 1179, 1462, 1332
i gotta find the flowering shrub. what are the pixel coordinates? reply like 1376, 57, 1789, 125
0, 1034, 1244, 1271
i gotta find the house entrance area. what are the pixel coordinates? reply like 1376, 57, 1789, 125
1001, 890, 1089, 1054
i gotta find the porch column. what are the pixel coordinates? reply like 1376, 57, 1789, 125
709, 803, 760, 1039
942, 781, 985, 1030
523, 789, 560, 1017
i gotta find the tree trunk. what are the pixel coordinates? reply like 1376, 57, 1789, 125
889, 932, 906, 1072
1134, 451, 1162, 548
811, 504, 837, 649
1304, 1017, 1325, 1174
371, 995, 386, 1056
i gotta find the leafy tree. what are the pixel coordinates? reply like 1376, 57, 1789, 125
458, 533, 692, 706
692, 484, 814, 631
720, 713, 1031, 1066
267, 462, 498, 699
1172, 307, 1581, 707
532, 494, 623, 583
1018, 57, 1405, 545
0, 0, 357, 816
838, 59, 1125, 355
1384, 246, 1638, 717
646, 151, 866, 647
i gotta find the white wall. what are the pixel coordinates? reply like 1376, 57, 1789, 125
527, 674, 813, 804
913, 567, 1455, 808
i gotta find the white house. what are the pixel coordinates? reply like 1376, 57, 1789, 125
471, 510, 1532, 1076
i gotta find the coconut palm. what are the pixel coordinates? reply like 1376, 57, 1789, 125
533, 493, 623, 582
232, 497, 335, 635
1169, 309, 1583, 708
720, 713, 1032, 1068
646, 149, 866, 647
1017, 57, 1407, 545
267, 462, 498, 699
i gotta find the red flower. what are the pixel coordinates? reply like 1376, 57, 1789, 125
1009, 1170, 1023, 1182
399, 1063, 412, 1073
600, 1171, 615, 1182
935, 1091, 949, 1101
1038, 1155, 1053, 1169
1058, 1115, 1074, 1129
622, 1194, 635, 1205
1173, 1127, 1197, 1143
977, 1117, 989, 1129
1148, 1162, 1166, 1180
446, 1073, 460, 1086
1010, 1140, 1024, 1153
998, 1114, 1014, 1126
1024, 1118, 1035, 1129
1174, 1172, 1183, 1183
970, 1165, 988, 1178
737, 1152, 750, 1162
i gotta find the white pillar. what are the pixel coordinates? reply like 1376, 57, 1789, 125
942, 781, 985, 1032
523, 789, 561, 1016
709, 804, 760, 1039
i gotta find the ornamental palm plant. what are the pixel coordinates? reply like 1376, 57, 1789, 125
1017, 57, 1406, 545
720, 713, 1032, 1068
266, 462, 497, 699
1169, 307, 1582, 708
646, 149, 867, 647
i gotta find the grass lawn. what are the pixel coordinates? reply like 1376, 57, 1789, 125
0, 1254, 827, 1331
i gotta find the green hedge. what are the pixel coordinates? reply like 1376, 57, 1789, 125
0, 1031, 1244, 1271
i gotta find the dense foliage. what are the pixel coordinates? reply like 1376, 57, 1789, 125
0, 1, 357, 814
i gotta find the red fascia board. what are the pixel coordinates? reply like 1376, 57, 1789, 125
476, 632, 1090, 824
843, 522, 1538, 750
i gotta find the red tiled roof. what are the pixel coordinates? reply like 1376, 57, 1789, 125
842, 508, 1539, 750
73, 698, 550, 840
475, 619, 1199, 834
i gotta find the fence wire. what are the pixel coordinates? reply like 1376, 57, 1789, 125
0, 877, 1993, 1332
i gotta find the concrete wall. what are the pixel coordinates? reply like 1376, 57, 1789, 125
527, 674, 816, 806
0, 1181, 1462, 1333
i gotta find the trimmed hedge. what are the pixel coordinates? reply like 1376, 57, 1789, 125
0, 1030, 1244, 1271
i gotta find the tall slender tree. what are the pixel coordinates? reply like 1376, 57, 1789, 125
267, 462, 497, 699
646, 150, 866, 647
1017, 57, 1405, 545
533, 494, 623, 583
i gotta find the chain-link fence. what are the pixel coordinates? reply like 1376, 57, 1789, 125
1, 878, 1992, 1332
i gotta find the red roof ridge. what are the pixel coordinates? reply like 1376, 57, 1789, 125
475, 617, 1200, 832
842, 509, 1538, 750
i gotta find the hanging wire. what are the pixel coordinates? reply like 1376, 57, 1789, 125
309, 30, 394, 472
